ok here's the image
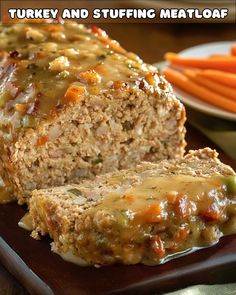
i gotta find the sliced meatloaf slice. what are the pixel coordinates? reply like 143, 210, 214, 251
0, 22, 186, 204
29, 148, 236, 266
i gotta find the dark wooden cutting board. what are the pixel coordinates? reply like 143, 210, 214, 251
0, 123, 236, 295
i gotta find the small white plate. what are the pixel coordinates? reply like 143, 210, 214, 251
161, 42, 236, 121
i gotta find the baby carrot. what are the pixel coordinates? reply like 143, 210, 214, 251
184, 69, 236, 101
165, 52, 236, 71
209, 54, 231, 58
196, 69, 236, 89
163, 67, 236, 113
231, 44, 236, 56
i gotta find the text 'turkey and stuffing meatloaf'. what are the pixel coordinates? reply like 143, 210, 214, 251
0, 22, 186, 204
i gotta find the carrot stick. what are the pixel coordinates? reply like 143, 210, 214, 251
231, 44, 236, 56
216, 68, 236, 74
195, 69, 236, 89
184, 69, 236, 102
165, 52, 236, 71
209, 54, 232, 58
169, 64, 236, 74
163, 68, 236, 113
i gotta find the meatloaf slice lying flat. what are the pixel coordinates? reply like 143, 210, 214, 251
30, 148, 236, 266
0, 22, 185, 204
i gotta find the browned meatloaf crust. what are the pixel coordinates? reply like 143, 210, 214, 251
30, 148, 236, 266
0, 22, 186, 204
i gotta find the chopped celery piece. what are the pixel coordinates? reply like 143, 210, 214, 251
224, 176, 236, 195
21, 115, 38, 128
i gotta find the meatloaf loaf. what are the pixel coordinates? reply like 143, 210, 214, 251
0, 22, 186, 204
30, 148, 236, 266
